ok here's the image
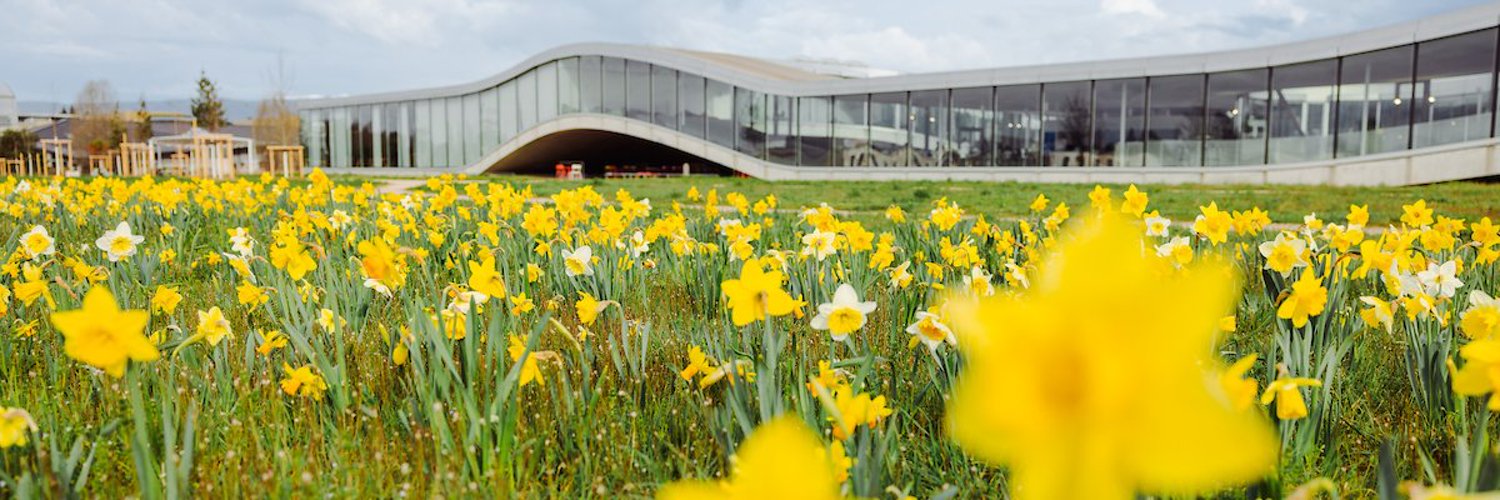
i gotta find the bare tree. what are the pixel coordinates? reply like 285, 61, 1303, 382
72, 80, 125, 158
252, 51, 301, 170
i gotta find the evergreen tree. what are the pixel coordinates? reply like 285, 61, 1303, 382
134, 97, 153, 141
191, 71, 226, 131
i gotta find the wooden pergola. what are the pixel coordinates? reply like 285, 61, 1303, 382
265, 145, 305, 176
118, 141, 153, 176
38, 138, 72, 176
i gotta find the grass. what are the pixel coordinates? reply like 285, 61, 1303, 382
1, 173, 1498, 497
429, 175, 1500, 226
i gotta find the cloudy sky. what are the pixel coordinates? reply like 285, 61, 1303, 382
1, 0, 1491, 105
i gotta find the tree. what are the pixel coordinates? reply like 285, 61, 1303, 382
252, 91, 301, 169
0, 129, 38, 159
133, 97, 153, 142
72, 80, 122, 157
191, 71, 226, 131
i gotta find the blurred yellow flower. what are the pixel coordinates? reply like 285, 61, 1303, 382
658, 416, 839, 500
0, 407, 37, 449
945, 214, 1275, 499
196, 307, 232, 347
151, 285, 182, 315
280, 364, 328, 400
51, 287, 157, 378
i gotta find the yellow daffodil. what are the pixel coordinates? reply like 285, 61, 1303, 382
0, 408, 37, 449
1277, 271, 1327, 329
1260, 372, 1322, 420
721, 260, 797, 327
280, 364, 328, 400
50, 287, 157, 378
945, 213, 1275, 499
151, 285, 182, 314
659, 416, 840, 500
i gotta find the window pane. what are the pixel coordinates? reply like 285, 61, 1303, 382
1146, 75, 1203, 166
500, 80, 518, 143
429, 99, 447, 167
356, 105, 372, 167
397, 102, 411, 167
1092, 78, 1146, 167
1269, 60, 1337, 163
652, 65, 677, 129
1042, 81, 1090, 166
950, 87, 992, 166
1337, 45, 1415, 157
447, 97, 464, 166
329, 108, 346, 168
538, 61, 559, 123
626, 59, 650, 121
679, 74, 706, 138
767, 95, 795, 164
481, 86, 499, 151
602, 57, 625, 116
833, 94, 869, 166
464, 93, 481, 163
870, 92, 908, 166
558, 57, 581, 115
735, 88, 766, 158
910, 90, 948, 166
415, 100, 431, 167
707, 80, 734, 148
519, 70, 538, 131
580, 56, 603, 114
369, 104, 383, 167
996, 84, 1041, 166
798, 96, 832, 166
1415, 28, 1496, 148
1205, 69, 1268, 166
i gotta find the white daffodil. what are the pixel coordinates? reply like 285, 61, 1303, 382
810, 284, 878, 342
1004, 260, 1030, 289
1257, 232, 1308, 277
563, 246, 594, 277
906, 311, 956, 351
1416, 260, 1463, 299
800, 230, 838, 262
447, 290, 491, 314
629, 231, 649, 257
95, 221, 145, 262
1144, 214, 1171, 237
18, 225, 54, 259
228, 227, 255, 256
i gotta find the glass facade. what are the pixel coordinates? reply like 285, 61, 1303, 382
298, 27, 1500, 169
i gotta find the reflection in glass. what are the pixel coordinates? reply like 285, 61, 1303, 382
1414, 28, 1496, 148
1204, 69, 1268, 166
626, 60, 650, 122
679, 74, 706, 138
329, 108, 346, 168
995, 85, 1041, 166
602, 57, 626, 116
870, 92, 908, 166
481, 87, 499, 152
652, 65, 677, 129
798, 97, 832, 166
395, 102, 411, 167
580, 56, 603, 114
558, 57, 580, 115
1145, 75, 1203, 166
767, 95, 795, 164
1337, 45, 1414, 157
707, 80, 734, 148
910, 90, 948, 166
429, 99, 447, 167
736, 88, 766, 159
1042, 81, 1090, 166
1092, 78, 1146, 167
415, 100, 430, 167
500, 81, 518, 143
463, 93, 480, 164
832, 95, 869, 166
949, 87, 992, 166
1269, 60, 1337, 163
538, 61, 559, 123
519, 70, 538, 131
447, 97, 464, 166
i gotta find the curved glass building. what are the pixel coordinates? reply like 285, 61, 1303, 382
296, 3, 1500, 184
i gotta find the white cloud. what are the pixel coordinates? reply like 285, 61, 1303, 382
1102, 0, 1167, 18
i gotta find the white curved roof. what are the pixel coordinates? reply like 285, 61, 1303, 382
0, 83, 14, 99
298, 2, 1500, 109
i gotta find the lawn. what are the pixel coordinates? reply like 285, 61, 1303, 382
1, 172, 1498, 498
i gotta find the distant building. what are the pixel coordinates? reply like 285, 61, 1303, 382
0, 84, 17, 130
295, 4, 1500, 185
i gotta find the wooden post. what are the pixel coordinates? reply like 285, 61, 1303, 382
265, 145, 305, 177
